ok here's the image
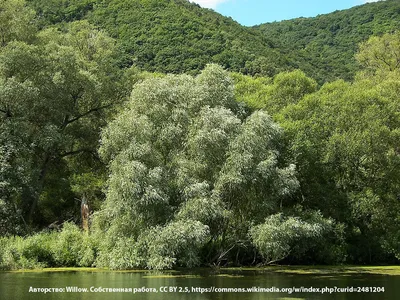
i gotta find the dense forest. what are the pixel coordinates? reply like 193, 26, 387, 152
256, 0, 400, 83
27, 0, 400, 82
0, 0, 399, 270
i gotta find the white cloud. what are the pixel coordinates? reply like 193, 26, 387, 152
189, 0, 230, 9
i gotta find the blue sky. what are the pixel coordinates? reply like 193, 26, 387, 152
190, 0, 382, 26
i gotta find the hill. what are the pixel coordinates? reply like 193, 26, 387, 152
27, 0, 287, 75
26, 0, 400, 82
256, 0, 400, 82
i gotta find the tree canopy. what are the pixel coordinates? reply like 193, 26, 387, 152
0, 10, 125, 231
93, 65, 335, 269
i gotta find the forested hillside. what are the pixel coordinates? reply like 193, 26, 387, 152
26, 0, 400, 82
256, 0, 400, 83
27, 0, 287, 75
0, 0, 399, 270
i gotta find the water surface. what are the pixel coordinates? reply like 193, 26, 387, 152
0, 269, 398, 300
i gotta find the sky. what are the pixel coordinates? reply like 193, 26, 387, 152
190, 0, 383, 26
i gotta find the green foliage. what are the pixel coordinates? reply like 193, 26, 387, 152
249, 212, 334, 264
232, 72, 272, 109
256, 0, 400, 83
25, 0, 400, 83
0, 18, 124, 228
142, 220, 210, 270
0, 0, 36, 46
27, 0, 286, 74
0, 199, 23, 236
88, 0, 286, 74
233, 33, 400, 265
94, 64, 298, 269
0, 143, 27, 235
0, 223, 97, 270
1, 0, 400, 270
26, 0, 95, 26
278, 69, 400, 263
233, 70, 317, 114
356, 31, 400, 74
215, 110, 298, 221
0, 235, 50, 270
267, 70, 317, 113
52, 222, 96, 267
94, 236, 139, 270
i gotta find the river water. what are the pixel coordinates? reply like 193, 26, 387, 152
0, 269, 398, 299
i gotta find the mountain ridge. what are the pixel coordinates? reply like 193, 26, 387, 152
255, 0, 400, 82
26, 0, 400, 82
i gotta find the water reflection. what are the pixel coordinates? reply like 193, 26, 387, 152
0, 270, 397, 300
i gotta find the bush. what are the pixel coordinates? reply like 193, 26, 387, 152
95, 220, 210, 270
21, 233, 55, 266
249, 212, 334, 264
144, 220, 210, 270
0, 222, 98, 270
51, 222, 97, 267
0, 235, 50, 270
96, 236, 140, 270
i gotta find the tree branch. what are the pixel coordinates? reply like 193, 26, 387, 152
63, 103, 114, 128
0, 108, 12, 117
60, 148, 93, 158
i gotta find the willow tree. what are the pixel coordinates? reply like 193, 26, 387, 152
95, 64, 304, 269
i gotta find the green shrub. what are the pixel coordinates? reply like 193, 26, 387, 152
249, 212, 334, 264
51, 222, 96, 267
94, 220, 210, 270
96, 236, 140, 270
144, 220, 210, 270
0, 235, 47, 270
21, 233, 55, 266
0, 222, 98, 270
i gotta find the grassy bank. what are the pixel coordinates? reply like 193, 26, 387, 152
225, 266, 400, 276
4, 266, 400, 276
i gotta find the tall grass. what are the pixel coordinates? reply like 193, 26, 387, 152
0, 222, 97, 270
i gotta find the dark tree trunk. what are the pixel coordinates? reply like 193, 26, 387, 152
27, 153, 51, 225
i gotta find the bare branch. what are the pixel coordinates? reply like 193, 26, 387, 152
63, 103, 114, 127
60, 148, 93, 158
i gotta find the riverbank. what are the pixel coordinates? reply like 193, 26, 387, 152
4, 266, 400, 276
226, 266, 400, 276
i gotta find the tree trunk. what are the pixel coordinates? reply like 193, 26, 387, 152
81, 195, 90, 232
27, 153, 51, 225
